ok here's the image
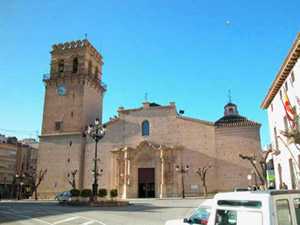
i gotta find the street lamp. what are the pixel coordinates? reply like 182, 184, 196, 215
15, 174, 19, 200
247, 174, 252, 188
176, 164, 189, 198
20, 182, 24, 199
85, 118, 106, 201
15, 174, 25, 200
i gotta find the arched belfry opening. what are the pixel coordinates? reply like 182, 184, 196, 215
72, 57, 78, 73
58, 59, 64, 74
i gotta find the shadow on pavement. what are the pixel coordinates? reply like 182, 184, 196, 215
0, 200, 194, 224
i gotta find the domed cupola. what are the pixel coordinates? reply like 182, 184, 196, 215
224, 102, 239, 116
215, 99, 260, 127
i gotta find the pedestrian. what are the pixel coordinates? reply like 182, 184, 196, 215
252, 185, 257, 191
268, 182, 275, 190
281, 182, 288, 190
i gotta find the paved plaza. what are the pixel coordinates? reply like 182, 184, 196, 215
0, 198, 205, 225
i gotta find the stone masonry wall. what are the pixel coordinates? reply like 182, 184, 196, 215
215, 126, 261, 191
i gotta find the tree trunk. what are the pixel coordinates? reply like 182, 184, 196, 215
34, 187, 38, 200
202, 181, 207, 197
203, 185, 207, 197
72, 179, 76, 189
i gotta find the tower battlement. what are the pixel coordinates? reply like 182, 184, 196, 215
51, 39, 102, 62
49, 39, 104, 79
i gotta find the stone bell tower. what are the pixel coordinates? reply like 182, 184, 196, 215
41, 39, 106, 135
38, 39, 106, 198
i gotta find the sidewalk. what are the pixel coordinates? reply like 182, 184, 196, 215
128, 195, 215, 201
0, 199, 57, 203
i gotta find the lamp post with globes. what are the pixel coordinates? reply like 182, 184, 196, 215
175, 164, 189, 198
85, 118, 106, 201
247, 174, 252, 190
15, 174, 25, 200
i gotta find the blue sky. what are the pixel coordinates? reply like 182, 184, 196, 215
1, 0, 300, 146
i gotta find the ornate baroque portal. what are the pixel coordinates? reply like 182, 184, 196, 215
112, 141, 183, 199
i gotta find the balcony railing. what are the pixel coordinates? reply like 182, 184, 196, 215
42, 73, 50, 81
100, 80, 107, 90
42, 73, 107, 90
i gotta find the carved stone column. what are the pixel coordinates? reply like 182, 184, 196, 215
122, 148, 128, 199
160, 148, 165, 198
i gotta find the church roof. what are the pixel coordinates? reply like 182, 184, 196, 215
177, 115, 214, 126
149, 102, 161, 107
103, 117, 120, 127
215, 100, 260, 127
215, 115, 260, 127
104, 102, 260, 128
117, 102, 175, 114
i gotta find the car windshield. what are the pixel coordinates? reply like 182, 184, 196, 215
189, 207, 211, 224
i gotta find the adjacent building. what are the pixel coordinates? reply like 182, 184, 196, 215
0, 135, 38, 198
38, 39, 262, 199
261, 33, 300, 189
0, 139, 18, 196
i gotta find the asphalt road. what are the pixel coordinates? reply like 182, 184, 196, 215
0, 198, 205, 225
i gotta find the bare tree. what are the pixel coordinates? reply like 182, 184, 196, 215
67, 169, 78, 189
27, 169, 47, 200
239, 149, 272, 188
196, 165, 212, 197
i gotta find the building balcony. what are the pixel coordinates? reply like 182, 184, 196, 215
99, 80, 107, 91
42, 73, 107, 90
42, 73, 50, 81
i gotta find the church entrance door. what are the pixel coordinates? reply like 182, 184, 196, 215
138, 168, 155, 198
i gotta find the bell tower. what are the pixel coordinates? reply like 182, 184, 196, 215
41, 39, 106, 135
38, 40, 106, 198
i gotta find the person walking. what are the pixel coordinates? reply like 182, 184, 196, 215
281, 182, 288, 190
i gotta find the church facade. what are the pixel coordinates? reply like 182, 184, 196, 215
38, 39, 262, 198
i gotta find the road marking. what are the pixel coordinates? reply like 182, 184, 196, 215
0, 211, 52, 225
79, 216, 107, 225
53, 216, 81, 224
81, 221, 97, 225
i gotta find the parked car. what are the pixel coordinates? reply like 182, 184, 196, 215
55, 191, 71, 203
165, 199, 213, 225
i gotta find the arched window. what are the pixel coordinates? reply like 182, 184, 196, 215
72, 57, 78, 73
142, 120, 150, 136
58, 59, 64, 74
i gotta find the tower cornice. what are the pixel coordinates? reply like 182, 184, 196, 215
43, 74, 106, 92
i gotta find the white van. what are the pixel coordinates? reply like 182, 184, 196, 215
166, 190, 300, 225
209, 190, 300, 225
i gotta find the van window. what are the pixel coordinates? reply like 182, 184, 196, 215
237, 211, 262, 225
215, 209, 237, 225
276, 199, 292, 225
189, 207, 211, 224
215, 210, 262, 225
294, 198, 300, 224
